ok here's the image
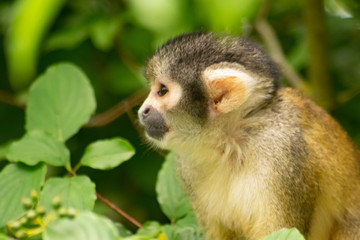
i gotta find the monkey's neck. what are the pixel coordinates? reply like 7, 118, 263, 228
177, 117, 263, 171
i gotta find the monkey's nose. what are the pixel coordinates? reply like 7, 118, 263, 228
141, 106, 151, 119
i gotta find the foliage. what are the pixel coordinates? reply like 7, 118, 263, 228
0, 0, 359, 239
0, 62, 209, 239
262, 228, 305, 240
0, 61, 303, 239
0, 63, 134, 239
5, 0, 66, 90
0, 163, 46, 227
156, 152, 192, 222
43, 212, 119, 240
80, 138, 135, 170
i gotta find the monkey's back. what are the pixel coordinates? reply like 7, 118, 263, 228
275, 88, 360, 239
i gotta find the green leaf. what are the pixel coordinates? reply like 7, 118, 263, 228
90, 15, 122, 51
45, 25, 89, 51
0, 142, 11, 161
327, 0, 360, 19
161, 212, 204, 240
115, 223, 132, 238
80, 138, 135, 170
6, 0, 66, 91
195, 0, 262, 33
129, 0, 186, 36
175, 212, 199, 228
156, 152, 192, 222
38, 176, 96, 212
121, 236, 154, 240
262, 228, 305, 240
6, 131, 70, 168
162, 225, 204, 240
43, 212, 119, 240
0, 233, 12, 240
136, 221, 161, 238
0, 163, 46, 227
342, 0, 360, 19
26, 63, 96, 142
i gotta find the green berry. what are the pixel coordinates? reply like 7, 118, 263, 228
21, 197, 32, 210
19, 217, 28, 225
26, 209, 37, 220
52, 195, 62, 209
36, 205, 46, 217
7, 220, 20, 231
12, 221, 21, 230
58, 207, 68, 217
7, 220, 14, 227
15, 229, 26, 239
67, 207, 77, 218
30, 189, 38, 202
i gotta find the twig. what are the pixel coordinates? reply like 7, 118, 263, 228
0, 90, 25, 108
96, 192, 142, 228
68, 167, 142, 228
337, 85, 360, 104
254, 0, 308, 93
85, 89, 148, 128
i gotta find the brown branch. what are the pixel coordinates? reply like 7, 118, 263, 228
68, 167, 141, 228
255, 0, 308, 94
0, 90, 25, 108
96, 192, 142, 228
85, 89, 148, 128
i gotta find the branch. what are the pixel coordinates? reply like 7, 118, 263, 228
96, 192, 142, 228
85, 89, 148, 128
0, 90, 25, 108
337, 85, 360, 104
68, 169, 142, 228
255, 0, 308, 93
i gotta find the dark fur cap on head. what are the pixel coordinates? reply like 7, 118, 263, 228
145, 32, 281, 120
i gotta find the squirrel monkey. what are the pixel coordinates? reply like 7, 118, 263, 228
138, 32, 360, 240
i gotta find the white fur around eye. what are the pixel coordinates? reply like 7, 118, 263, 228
164, 81, 182, 109
142, 80, 183, 112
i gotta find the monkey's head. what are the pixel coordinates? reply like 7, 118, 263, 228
138, 32, 280, 150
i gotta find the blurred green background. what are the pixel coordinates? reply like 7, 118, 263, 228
0, 0, 359, 231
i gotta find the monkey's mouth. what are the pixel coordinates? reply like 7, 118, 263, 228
144, 125, 169, 140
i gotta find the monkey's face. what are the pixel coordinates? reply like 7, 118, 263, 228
138, 32, 279, 149
138, 75, 183, 144
138, 63, 265, 150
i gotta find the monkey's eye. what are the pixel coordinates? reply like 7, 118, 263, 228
157, 84, 168, 97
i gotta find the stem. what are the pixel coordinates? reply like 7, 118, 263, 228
72, 162, 81, 173
337, 86, 360, 104
96, 192, 142, 228
0, 90, 25, 108
67, 166, 141, 228
304, 0, 333, 109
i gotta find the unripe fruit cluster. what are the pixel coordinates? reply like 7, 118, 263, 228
6, 190, 78, 239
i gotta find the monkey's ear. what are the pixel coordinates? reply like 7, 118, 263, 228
203, 65, 254, 114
